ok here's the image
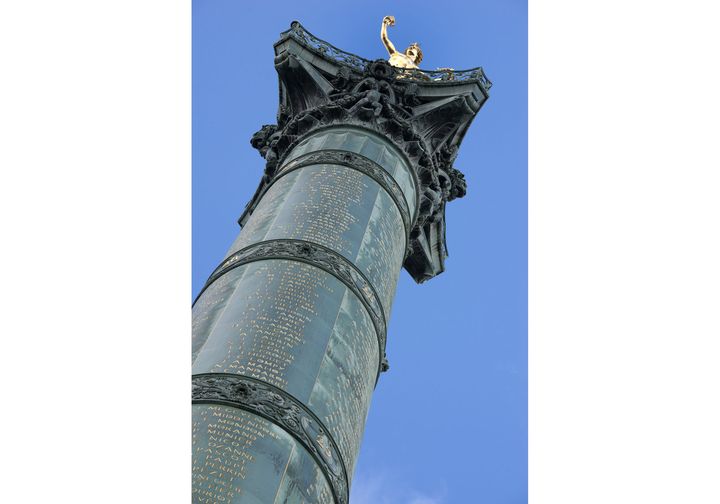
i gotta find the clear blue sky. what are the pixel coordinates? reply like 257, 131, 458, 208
193, 1, 527, 502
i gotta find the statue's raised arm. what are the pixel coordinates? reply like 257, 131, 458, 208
381, 16, 397, 55
380, 15, 423, 70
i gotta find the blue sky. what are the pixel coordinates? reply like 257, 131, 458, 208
193, 0, 527, 502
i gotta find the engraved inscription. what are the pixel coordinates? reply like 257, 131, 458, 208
192, 147, 411, 503
192, 405, 280, 503
355, 189, 407, 314
193, 375, 349, 504
192, 21, 489, 504
308, 290, 379, 476
226, 172, 300, 259
285, 166, 364, 256
194, 260, 332, 391
192, 265, 249, 362
215, 165, 404, 329
276, 150, 413, 246
284, 129, 418, 214
195, 241, 388, 377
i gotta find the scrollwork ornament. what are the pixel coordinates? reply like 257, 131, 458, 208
193, 373, 349, 504
194, 239, 388, 374
244, 20, 490, 282
279, 22, 492, 89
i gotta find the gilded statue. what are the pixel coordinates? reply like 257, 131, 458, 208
381, 16, 423, 69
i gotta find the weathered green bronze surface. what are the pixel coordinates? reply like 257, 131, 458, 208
192, 20, 489, 503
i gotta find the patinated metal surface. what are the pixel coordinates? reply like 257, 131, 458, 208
195, 238, 389, 375
192, 143, 403, 501
192, 20, 489, 504
280, 21, 492, 89
245, 28, 489, 281
193, 374, 348, 504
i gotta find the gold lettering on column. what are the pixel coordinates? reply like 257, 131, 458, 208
192, 405, 280, 503
211, 261, 327, 390
274, 166, 366, 257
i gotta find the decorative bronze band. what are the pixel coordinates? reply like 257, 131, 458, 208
193, 373, 349, 504
275, 126, 420, 212
193, 239, 388, 373
278, 149, 414, 241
